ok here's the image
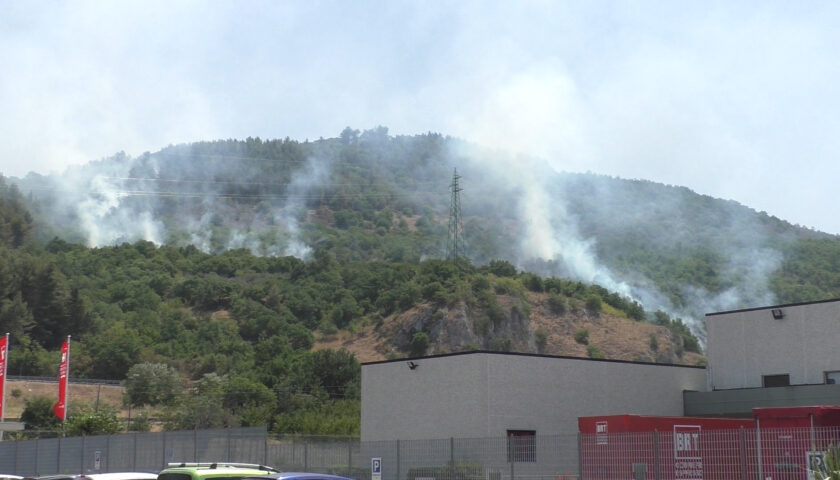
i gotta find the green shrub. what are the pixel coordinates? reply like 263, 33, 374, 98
535, 328, 548, 353
410, 332, 430, 357
585, 294, 602, 314
818, 443, 840, 479
548, 294, 566, 315
494, 277, 525, 297
574, 329, 589, 345
587, 345, 605, 359
489, 338, 512, 352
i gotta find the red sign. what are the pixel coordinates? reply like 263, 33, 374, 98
53, 337, 70, 420
0, 334, 8, 419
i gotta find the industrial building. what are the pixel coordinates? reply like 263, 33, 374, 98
359, 298, 840, 479
687, 298, 840, 417
361, 351, 706, 442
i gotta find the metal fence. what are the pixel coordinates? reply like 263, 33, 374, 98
2, 426, 840, 480
580, 426, 840, 480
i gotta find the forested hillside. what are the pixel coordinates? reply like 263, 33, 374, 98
4, 127, 840, 433
0, 179, 695, 434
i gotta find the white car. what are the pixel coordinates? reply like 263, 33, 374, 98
31, 473, 157, 480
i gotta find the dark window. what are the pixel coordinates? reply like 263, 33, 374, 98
763, 374, 790, 388
826, 371, 840, 384
507, 430, 536, 462
158, 475, 192, 480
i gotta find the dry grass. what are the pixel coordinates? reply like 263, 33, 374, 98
4, 380, 127, 419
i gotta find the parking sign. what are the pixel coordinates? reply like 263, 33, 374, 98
807, 451, 827, 480
372, 458, 382, 480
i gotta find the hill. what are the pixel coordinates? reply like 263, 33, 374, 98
13, 128, 838, 323
3, 127, 840, 433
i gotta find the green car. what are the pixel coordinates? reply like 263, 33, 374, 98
158, 463, 278, 480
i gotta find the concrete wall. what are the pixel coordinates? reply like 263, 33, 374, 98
361, 351, 706, 442
706, 299, 840, 390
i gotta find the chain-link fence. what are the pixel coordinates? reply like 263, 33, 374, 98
3, 425, 840, 479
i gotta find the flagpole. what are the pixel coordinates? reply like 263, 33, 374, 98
65, 335, 70, 426
55, 335, 70, 436
1, 333, 7, 422
0, 333, 8, 441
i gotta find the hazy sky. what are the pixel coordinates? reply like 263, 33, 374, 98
2, 1, 840, 233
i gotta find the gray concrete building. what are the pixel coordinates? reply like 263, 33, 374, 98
705, 298, 840, 390
684, 298, 840, 417
361, 351, 706, 442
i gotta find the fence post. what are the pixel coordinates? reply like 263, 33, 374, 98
162, 430, 167, 469
35, 437, 40, 476
81, 435, 86, 473
106, 434, 111, 472
450, 437, 455, 480
396, 439, 401, 480
739, 427, 746, 480
264, 432, 268, 466
133, 432, 138, 471
507, 435, 514, 480
57, 434, 62, 474
304, 440, 309, 471
14, 438, 18, 475
348, 437, 353, 477
653, 430, 660, 480
756, 419, 763, 480
227, 428, 232, 461
194, 428, 198, 462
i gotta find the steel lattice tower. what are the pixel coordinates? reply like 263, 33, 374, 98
446, 168, 466, 260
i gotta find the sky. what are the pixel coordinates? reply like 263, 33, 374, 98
2, 1, 840, 234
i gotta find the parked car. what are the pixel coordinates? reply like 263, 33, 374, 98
83, 474, 159, 480
27, 474, 157, 480
242, 473, 355, 480
157, 463, 278, 480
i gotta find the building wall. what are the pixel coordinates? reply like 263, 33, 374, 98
706, 299, 840, 390
361, 351, 706, 442
684, 383, 840, 418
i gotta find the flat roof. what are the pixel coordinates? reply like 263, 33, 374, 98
706, 297, 840, 317
361, 349, 705, 369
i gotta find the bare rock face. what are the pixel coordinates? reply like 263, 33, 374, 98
316, 292, 705, 366
389, 302, 482, 354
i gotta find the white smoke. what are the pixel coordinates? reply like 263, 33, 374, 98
517, 164, 635, 298
61, 158, 166, 247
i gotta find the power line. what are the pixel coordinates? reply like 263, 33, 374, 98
100, 176, 444, 188
21, 185, 447, 201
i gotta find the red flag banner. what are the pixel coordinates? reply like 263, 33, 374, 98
0, 333, 8, 420
53, 337, 70, 420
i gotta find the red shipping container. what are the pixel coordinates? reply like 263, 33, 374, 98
579, 415, 753, 480
753, 406, 840, 480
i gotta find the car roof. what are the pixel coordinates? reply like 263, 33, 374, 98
159, 464, 277, 478
244, 473, 355, 480
29, 473, 157, 480
80, 473, 159, 480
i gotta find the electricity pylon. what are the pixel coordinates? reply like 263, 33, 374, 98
446, 168, 466, 261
